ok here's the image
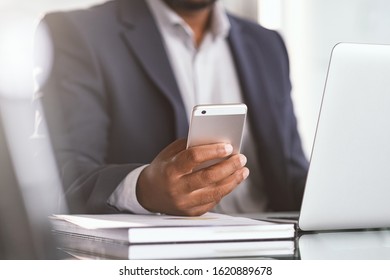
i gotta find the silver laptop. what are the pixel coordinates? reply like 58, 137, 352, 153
0, 96, 67, 259
298, 43, 390, 231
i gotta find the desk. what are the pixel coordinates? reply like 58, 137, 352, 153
297, 230, 390, 259
239, 212, 390, 259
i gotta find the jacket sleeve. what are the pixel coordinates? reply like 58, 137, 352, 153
40, 13, 140, 214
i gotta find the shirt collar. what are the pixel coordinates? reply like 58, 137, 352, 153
146, 0, 230, 41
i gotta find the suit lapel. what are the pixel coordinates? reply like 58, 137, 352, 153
227, 17, 288, 204
227, 19, 285, 154
117, 0, 188, 138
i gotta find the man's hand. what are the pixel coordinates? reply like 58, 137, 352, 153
137, 139, 249, 216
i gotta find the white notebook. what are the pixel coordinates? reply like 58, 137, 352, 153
56, 233, 295, 260
50, 212, 295, 244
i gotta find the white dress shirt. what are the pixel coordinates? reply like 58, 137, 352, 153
108, 0, 268, 214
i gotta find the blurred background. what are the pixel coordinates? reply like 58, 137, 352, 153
1, 0, 390, 155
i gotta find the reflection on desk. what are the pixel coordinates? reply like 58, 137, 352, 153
299, 230, 390, 260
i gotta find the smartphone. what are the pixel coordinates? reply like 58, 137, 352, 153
186, 103, 247, 170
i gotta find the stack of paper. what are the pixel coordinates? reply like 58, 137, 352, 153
50, 212, 295, 259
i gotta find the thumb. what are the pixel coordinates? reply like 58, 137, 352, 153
156, 138, 187, 159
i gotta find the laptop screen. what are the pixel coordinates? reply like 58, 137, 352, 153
0, 110, 38, 259
0, 98, 67, 259
299, 43, 390, 231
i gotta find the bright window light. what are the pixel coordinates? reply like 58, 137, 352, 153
258, 0, 282, 30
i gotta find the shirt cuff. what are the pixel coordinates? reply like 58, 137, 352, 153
107, 164, 153, 214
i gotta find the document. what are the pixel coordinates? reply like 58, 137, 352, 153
50, 212, 295, 244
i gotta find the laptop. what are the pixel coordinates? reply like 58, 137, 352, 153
0, 97, 67, 259
0, 107, 37, 259
298, 43, 390, 231
250, 43, 390, 231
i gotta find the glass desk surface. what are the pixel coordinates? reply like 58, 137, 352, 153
297, 229, 390, 260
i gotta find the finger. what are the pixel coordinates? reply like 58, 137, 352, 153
180, 201, 218, 216
183, 154, 247, 192
185, 167, 250, 208
173, 142, 234, 173
157, 138, 187, 159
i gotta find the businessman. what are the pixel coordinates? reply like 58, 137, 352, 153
40, 0, 308, 215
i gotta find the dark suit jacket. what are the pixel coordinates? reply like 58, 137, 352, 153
41, 0, 308, 214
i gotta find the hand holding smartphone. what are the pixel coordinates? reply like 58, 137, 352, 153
137, 104, 248, 215
186, 103, 247, 170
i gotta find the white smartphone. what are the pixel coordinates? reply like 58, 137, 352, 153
186, 103, 247, 169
